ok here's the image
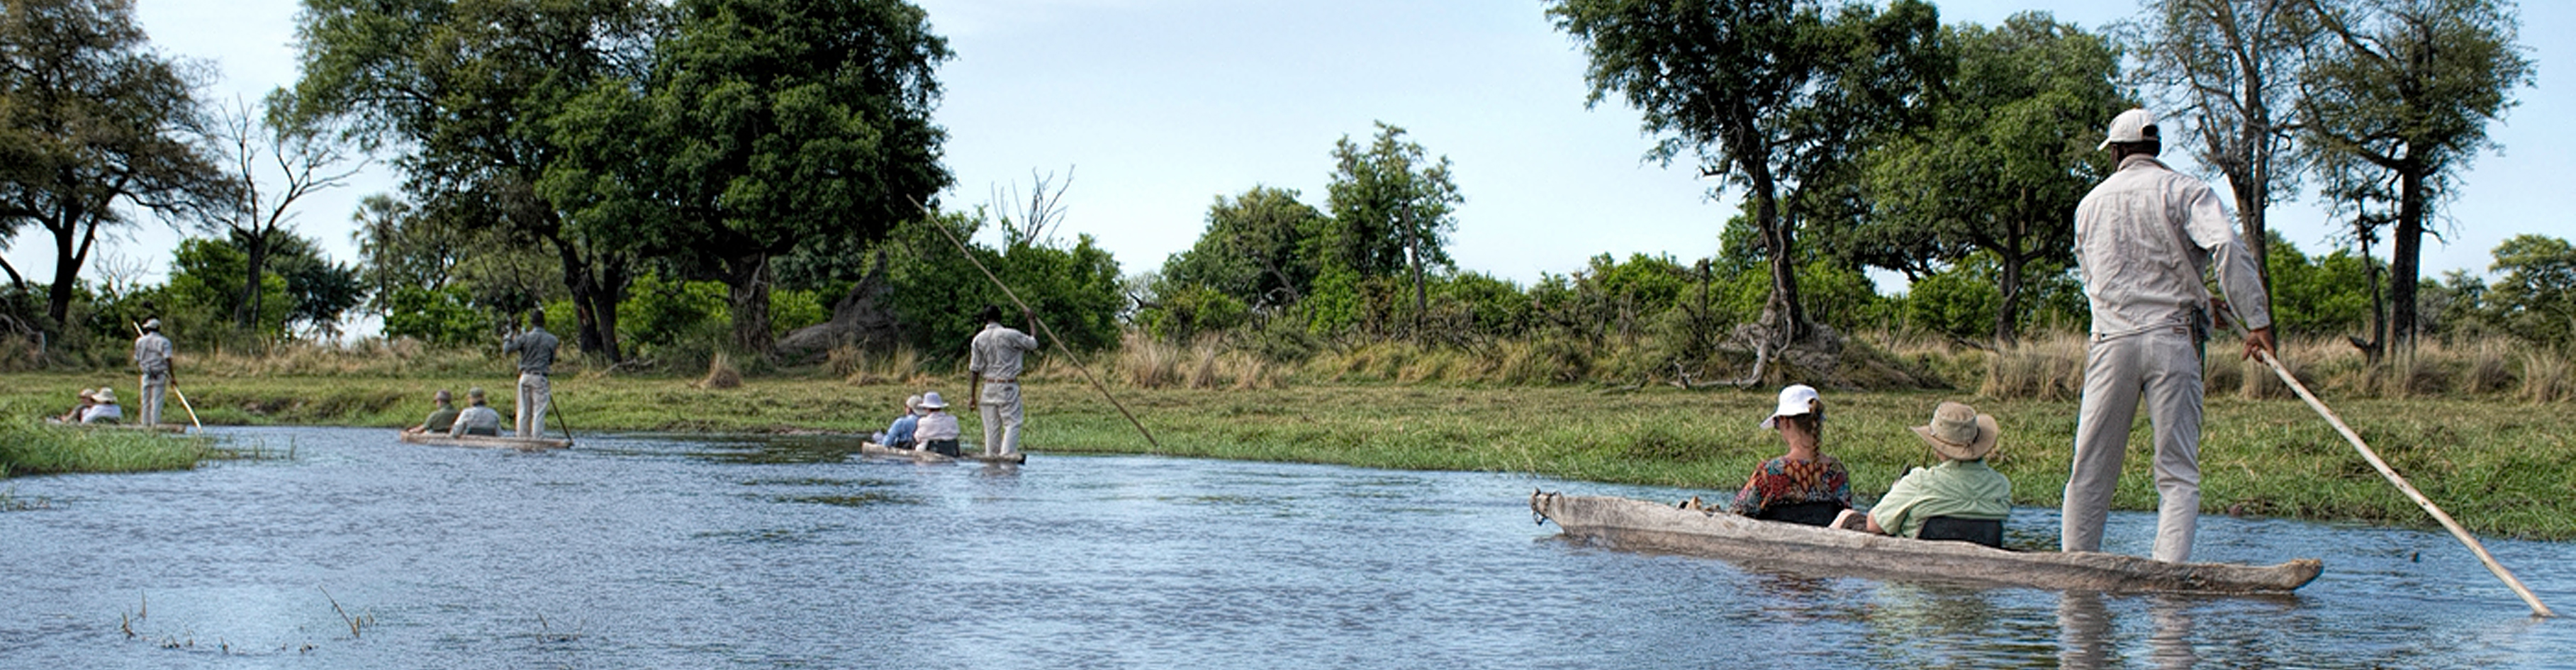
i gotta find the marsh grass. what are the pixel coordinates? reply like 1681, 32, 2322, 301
0, 406, 209, 476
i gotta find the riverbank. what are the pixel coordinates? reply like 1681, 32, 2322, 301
2, 372, 2567, 540
0, 415, 212, 477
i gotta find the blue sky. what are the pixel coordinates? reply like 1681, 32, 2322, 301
37, 0, 2570, 301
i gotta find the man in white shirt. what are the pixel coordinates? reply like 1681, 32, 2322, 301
2062, 108, 2277, 563
968, 306, 1041, 458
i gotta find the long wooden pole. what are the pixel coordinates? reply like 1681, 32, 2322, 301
2249, 346, 2553, 617
907, 197, 1160, 451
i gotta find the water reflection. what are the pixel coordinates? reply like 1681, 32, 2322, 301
2058, 592, 2204, 670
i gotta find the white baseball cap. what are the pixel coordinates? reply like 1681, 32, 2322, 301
1760, 384, 1822, 429
2098, 108, 2156, 150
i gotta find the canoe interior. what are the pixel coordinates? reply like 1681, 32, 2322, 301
396, 431, 572, 450
858, 442, 1027, 464
1531, 491, 2322, 595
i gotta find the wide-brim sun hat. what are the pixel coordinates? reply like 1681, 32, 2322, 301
91, 388, 118, 403
1759, 384, 1822, 429
1910, 401, 2000, 461
917, 391, 948, 410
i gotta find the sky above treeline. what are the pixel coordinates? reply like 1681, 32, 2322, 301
30, 0, 2570, 301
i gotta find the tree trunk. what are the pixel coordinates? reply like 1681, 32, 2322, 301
725, 253, 775, 355
45, 201, 97, 328
550, 233, 627, 364
235, 230, 270, 329
2390, 167, 2425, 352
1995, 250, 2026, 347
1747, 162, 1804, 347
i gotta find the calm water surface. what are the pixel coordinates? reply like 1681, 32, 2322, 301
2, 427, 2570, 668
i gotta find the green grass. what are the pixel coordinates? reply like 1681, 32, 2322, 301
5, 370, 2570, 540
0, 411, 212, 477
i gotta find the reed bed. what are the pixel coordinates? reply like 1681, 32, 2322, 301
0, 411, 208, 477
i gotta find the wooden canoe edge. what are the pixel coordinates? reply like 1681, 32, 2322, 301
1532, 491, 2322, 594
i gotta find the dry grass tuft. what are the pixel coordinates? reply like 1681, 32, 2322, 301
696, 352, 742, 389
1980, 335, 2086, 401
2524, 351, 2575, 403
839, 346, 926, 386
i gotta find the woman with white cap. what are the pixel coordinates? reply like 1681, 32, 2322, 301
1836, 401, 2014, 547
912, 391, 961, 457
1725, 384, 1854, 525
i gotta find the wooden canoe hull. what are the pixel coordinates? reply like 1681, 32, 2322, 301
1530, 491, 2321, 594
858, 442, 1026, 464
398, 431, 571, 450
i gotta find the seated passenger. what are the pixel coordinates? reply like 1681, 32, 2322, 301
404, 389, 461, 436
55, 388, 97, 423
1837, 401, 2012, 547
880, 394, 923, 449
82, 389, 124, 425
1726, 384, 1853, 525
912, 391, 961, 457
449, 388, 505, 437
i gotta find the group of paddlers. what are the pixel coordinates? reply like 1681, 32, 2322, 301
1706, 108, 2278, 564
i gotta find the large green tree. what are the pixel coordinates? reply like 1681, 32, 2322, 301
1161, 185, 1328, 312
206, 89, 362, 330
2129, 0, 2317, 296
1547, 0, 1944, 359
592, 0, 953, 354
1322, 122, 1460, 333
0, 0, 228, 328
2297, 0, 2533, 350
1864, 13, 2126, 345
2484, 235, 2576, 347
293, 0, 661, 360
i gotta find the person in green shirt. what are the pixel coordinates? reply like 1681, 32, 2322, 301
403, 389, 461, 436
1837, 401, 2013, 546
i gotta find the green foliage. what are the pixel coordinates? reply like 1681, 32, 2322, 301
880, 210, 1124, 361
618, 273, 730, 354
1133, 284, 1248, 342
381, 286, 488, 346
768, 288, 828, 340
2485, 235, 2576, 347
164, 239, 291, 337
2265, 238, 2375, 336
1321, 122, 1461, 281
1160, 186, 1328, 311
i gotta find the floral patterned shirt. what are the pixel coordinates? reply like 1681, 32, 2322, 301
1727, 454, 1854, 517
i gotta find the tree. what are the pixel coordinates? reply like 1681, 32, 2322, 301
2129, 0, 2317, 297
1864, 13, 2125, 345
1547, 0, 1944, 362
2296, 0, 2533, 350
2485, 235, 2576, 347
1323, 122, 1460, 335
1160, 185, 1326, 313
293, 0, 663, 361
206, 89, 362, 330
0, 0, 228, 328
581, 0, 952, 355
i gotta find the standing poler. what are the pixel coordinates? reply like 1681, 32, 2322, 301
504, 309, 562, 437
967, 305, 1041, 459
132, 318, 173, 426
2062, 108, 2277, 563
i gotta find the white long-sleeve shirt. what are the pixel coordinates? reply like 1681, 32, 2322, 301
2074, 155, 2273, 338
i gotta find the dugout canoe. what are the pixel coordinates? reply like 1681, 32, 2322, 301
858, 442, 1026, 464
397, 430, 572, 450
1530, 491, 2322, 594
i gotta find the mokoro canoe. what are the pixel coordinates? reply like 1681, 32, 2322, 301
397, 431, 572, 450
857, 442, 1026, 464
1530, 491, 2322, 594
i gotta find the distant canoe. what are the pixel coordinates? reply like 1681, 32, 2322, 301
397, 431, 572, 450
45, 420, 189, 433
1530, 491, 2322, 594
858, 442, 1026, 464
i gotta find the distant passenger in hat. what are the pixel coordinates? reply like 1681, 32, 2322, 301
82, 388, 124, 425
1836, 401, 2013, 547
56, 388, 99, 423
1725, 384, 1854, 525
405, 389, 461, 436
449, 388, 504, 437
912, 391, 961, 457
878, 393, 924, 450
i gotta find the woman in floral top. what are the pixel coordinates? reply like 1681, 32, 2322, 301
1727, 384, 1854, 525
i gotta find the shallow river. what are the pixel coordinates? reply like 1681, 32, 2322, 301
3, 427, 2570, 668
